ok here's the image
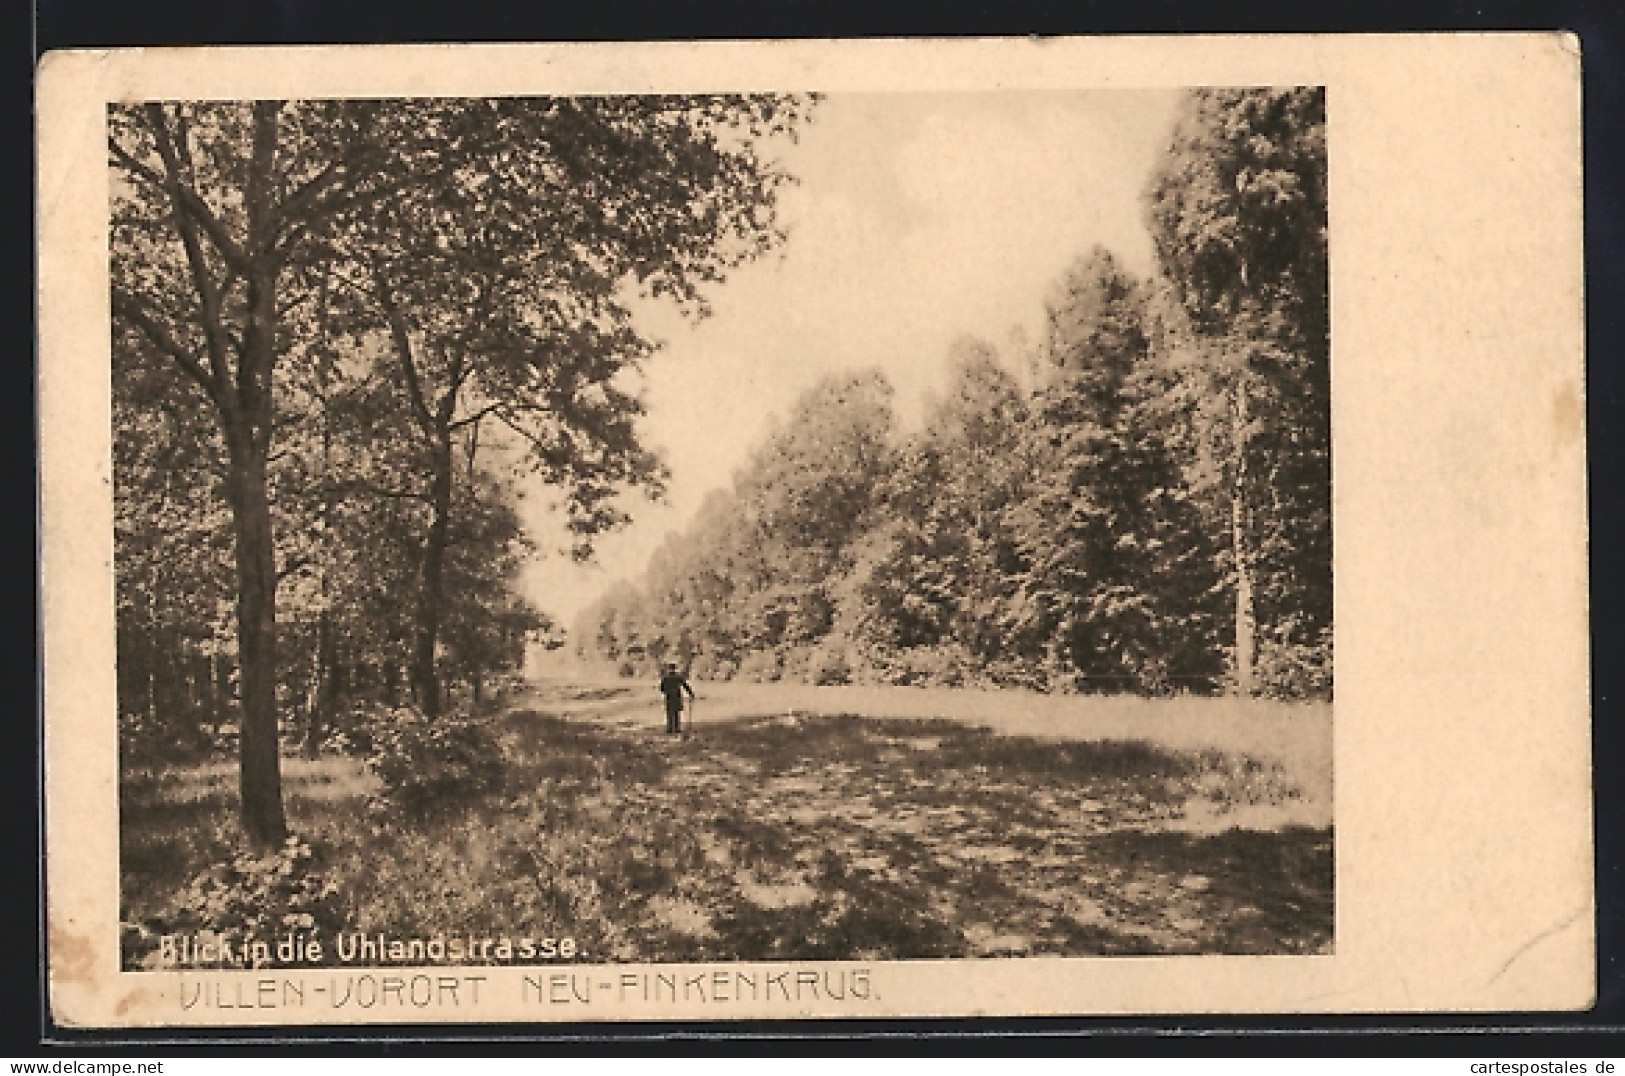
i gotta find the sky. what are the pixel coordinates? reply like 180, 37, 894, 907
516, 89, 1185, 629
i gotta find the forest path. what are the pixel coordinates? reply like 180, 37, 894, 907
120, 677, 1335, 965
492, 686, 1333, 959
507, 673, 1331, 826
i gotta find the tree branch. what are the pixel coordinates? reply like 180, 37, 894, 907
295, 171, 415, 235
271, 151, 405, 261
277, 555, 315, 583
133, 108, 242, 388
275, 160, 343, 230
347, 478, 432, 502
112, 289, 223, 409
107, 139, 170, 193
448, 401, 507, 432
370, 264, 437, 440
140, 104, 249, 272
494, 406, 560, 459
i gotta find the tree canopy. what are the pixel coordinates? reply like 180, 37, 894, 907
577, 88, 1330, 701
111, 94, 814, 842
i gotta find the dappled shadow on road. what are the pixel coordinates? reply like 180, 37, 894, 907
501, 708, 673, 788
500, 708, 1332, 961
121, 704, 1330, 968
1074, 827, 1333, 954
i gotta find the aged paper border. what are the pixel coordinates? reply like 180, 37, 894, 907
38, 34, 1591, 1027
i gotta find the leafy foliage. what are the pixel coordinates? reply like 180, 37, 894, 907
172, 836, 345, 942
363, 706, 509, 820
110, 95, 813, 834
1147, 88, 1332, 695
578, 91, 1329, 701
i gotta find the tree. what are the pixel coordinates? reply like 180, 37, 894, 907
1002, 250, 1180, 690
842, 338, 1032, 680
110, 95, 812, 843
579, 371, 898, 683
111, 101, 406, 843
435, 480, 549, 707
1146, 88, 1330, 697
341, 96, 808, 716
730, 370, 897, 665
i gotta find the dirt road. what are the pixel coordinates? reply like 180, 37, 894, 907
488, 677, 1334, 959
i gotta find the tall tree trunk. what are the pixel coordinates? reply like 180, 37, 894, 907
306, 611, 335, 756
205, 651, 218, 735
412, 451, 453, 719
225, 430, 287, 846
233, 127, 292, 845
1231, 373, 1256, 697
209, 650, 227, 737
308, 362, 336, 758
115, 100, 297, 845
144, 566, 160, 730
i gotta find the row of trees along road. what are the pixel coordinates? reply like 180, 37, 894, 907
576, 88, 1331, 701
111, 96, 814, 845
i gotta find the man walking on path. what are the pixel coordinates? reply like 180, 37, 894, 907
659, 663, 695, 735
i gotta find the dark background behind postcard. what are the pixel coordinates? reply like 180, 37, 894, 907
21, 0, 1625, 1053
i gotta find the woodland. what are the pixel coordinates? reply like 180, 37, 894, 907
576, 89, 1331, 704
112, 94, 814, 844
113, 89, 1332, 964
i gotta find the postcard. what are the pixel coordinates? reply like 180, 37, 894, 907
38, 34, 1590, 1027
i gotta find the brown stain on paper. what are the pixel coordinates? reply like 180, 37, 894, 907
53, 923, 162, 1024
115, 988, 159, 1020
50, 925, 96, 988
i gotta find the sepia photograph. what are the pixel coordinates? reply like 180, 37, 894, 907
40, 36, 1589, 1026
108, 86, 1332, 973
